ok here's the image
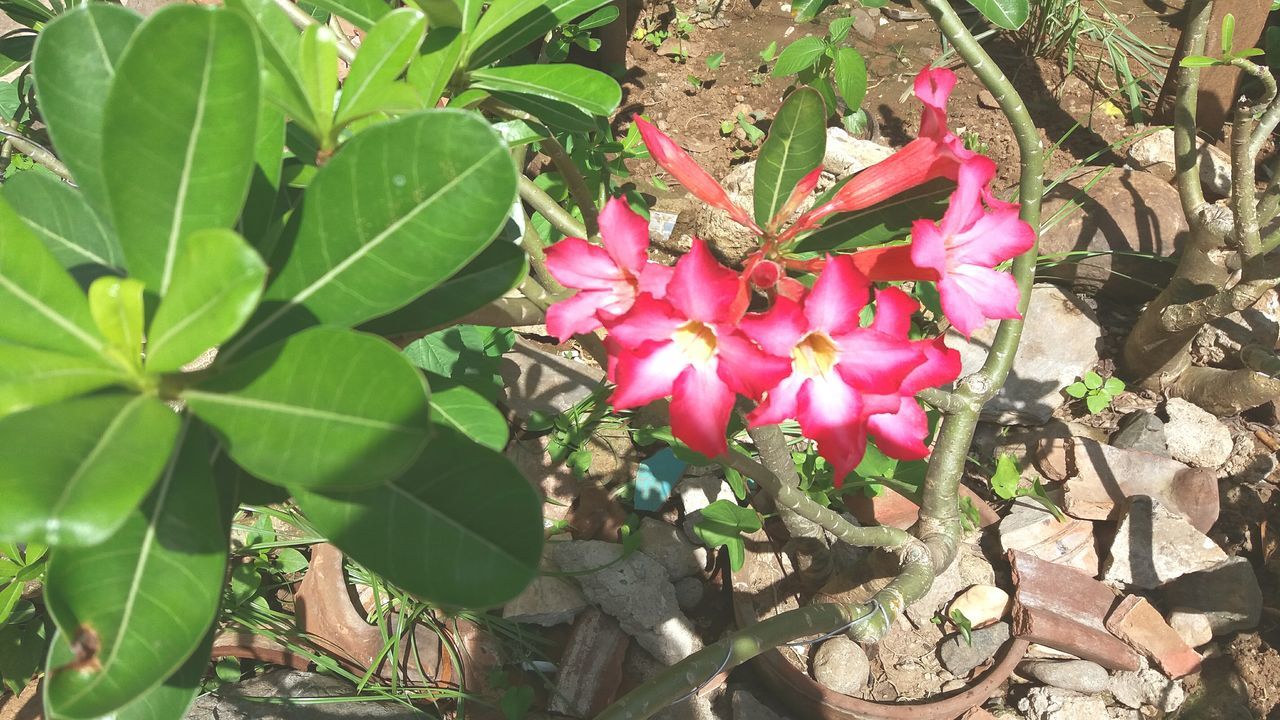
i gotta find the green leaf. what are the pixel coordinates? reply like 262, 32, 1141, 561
402, 325, 514, 400
292, 425, 543, 608
1221, 13, 1236, 54
1179, 55, 1220, 68
1102, 376, 1125, 395
0, 196, 107, 359
430, 382, 509, 451
227, 110, 517, 354
693, 500, 760, 571
467, 0, 611, 68
0, 80, 17, 120
828, 16, 855, 43
335, 8, 427, 128
87, 277, 144, 370
795, 179, 952, 252
0, 344, 129, 418
753, 86, 826, 226
185, 327, 431, 490
0, 0, 52, 28
989, 452, 1020, 500
1083, 370, 1103, 390
965, 0, 1028, 30
1085, 393, 1109, 414
0, 33, 34, 77
43, 423, 226, 718
706, 50, 725, 69
297, 23, 339, 144
1064, 382, 1088, 398
32, 4, 141, 223
793, 0, 835, 21
832, 47, 867, 109
1, 171, 121, 275
406, 25, 465, 109
470, 64, 620, 116
0, 395, 180, 547
102, 5, 261, 296
771, 36, 824, 76
488, 90, 596, 132
145, 230, 267, 373
303, 0, 390, 29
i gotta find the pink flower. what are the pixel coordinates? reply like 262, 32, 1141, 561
604, 239, 791, 457
738, 256, 925, 481
544, 198, 674, 341
909, 156, 1035, 337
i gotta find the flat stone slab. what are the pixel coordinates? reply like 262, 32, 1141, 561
1105, 595, 1201, 678
1101, 496, 1227, 589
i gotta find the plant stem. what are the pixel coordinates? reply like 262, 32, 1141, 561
517, 206, 569, 296
1172, 0, 1215, 234
745, 425, 828, 545
519, 174, 589, 240
539, 135, 600, 237
0, 119, 74, 183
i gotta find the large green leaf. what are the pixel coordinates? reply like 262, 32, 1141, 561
0, 344, 129, 418
467, 0, 610, 68
335, 7, 427, 127
0, 395, 180, 547
1, 171, 121, 275
470, 64, 620, 116
227, 0, 316, 137
303, 0, 390, 29
292, 425, 541, 607
489, 90, 596, 132
967, 0, 1028, 29
407, 25, 465, 108
102, 5, 261, 296
32, 4, 140, 223
0, 196, 107, 359
0, 33, 34, 77
146, 230, 267, 373
771, 36, 824, 76
185, 327, 431, 490
43, 423, 225, 719
754, 86, 826, 227
225, 110, 516, 356
794, 179, 952, 252
0, 0, 52, 28
359, 239, 527, 336
429, 382, 509, 450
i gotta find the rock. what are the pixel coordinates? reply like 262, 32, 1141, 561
1018, 686, 1110, 720
674, 576, 704, 611
1109, 410, 1168, 457
1159, 556, 1262, 635
1104, 595, 1201, 678
731, 690, 790, 720
1101, 496, 1227, 589
1163, 398, 1234, 468
637, 518, 706, 582
549, 540, 703, 664
849, 6, 878, 40
945, 285, 1102, 425
1108, 663, 1186, 712
185, 670, 420, 719
676, 473, 737, 514
1167, 607, 1214, 648
550, 608, 629, 717
949, 585, 1011, 628
822, 127, 894, 177
938, 621, 1010, 677
998, 496, 1100, 576
1036, 168, 1187, 302
1020, 659, 1110, 694
501, 338, 604, 420
978, 89, 999, 108
1128, 127, 1232, 198
503, 574, 589, 626
812, 636, 870, 694
905, 540, 992, 627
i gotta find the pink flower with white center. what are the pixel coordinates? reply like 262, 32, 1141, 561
544, 197, 674, 342
738, 256, 926, 481
909, 155, 1035, 337
604, 239, 791, 458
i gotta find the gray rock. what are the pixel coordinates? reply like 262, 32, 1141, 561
938, 621, 1010, 677
732, 690, 790, 720
812, 636, 870, 695
849, 6, 879, 40
503, 574, 588, 627
638, 518, 706, 582
1018, 686, 1110, 720
185, 670, 420, 719
676, 473, 737, 514
1160, 556, 1262, 635
822, 127, 894, 178
1128, 127, 1232, 198
1167, 608, 1214, 648
1110, 410, 1168, 457
1102, 496, 1227, 589
549, 540, 703, 664
945, 285, 1102, 425
1163, 398, 1233, 468
906, 539, 994, 627
1108, 664, 1185, 712
674, 576, 704, 612
1020, 660, 1110, 694
500, 339, 604, 420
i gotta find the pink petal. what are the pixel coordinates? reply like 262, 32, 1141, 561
902, 336, 962, 393
748, 373, 806, 426
605, 293, 685, 348
738, 297, 808, 356
850, 245, 933, 283
547, 290, 609, 341
946, 207, 1036, 267
671, 362, 736, 457
914, 67, 958, 139
804, 255, 870, 336
777, 277, 807, 302
797, 373, 867, 483
545, 237, 626, 290
832, 329, 923, 394
939, 265, 1022, 337
610, 340, 689, 408
715, 330, 794, 400
938, 156, 996, 237
638, 261, 674, 298
598, 197, 651, 272
665, 238, 747, 325
868, 397, 930, 460
870, 287, 918, 337
908, 219, 949, 277
634, 117, 762, 234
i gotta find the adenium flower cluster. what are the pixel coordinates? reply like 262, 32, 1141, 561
542, 67, 1034, 483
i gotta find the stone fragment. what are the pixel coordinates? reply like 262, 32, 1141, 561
1109, 410, 1168, 456
1166, 608, 1214, 647
549, 540, 703, 664
946, 285, 1102, 425
1059, 438, 1218, 533
1159, 556, 1262, 635
1009, 550, 1141, 671
1128, 127, 1232, 197
186, 670, 421, 719
731, 690, 790, 720
549, 608, 629, 717
1101, 496, 1227, 589
675, 473, 737, 514
637, 518, 705, 582
1163, 397, 1234, 468
502, 574, 588, 627
1020, 659, 1110, 694
998, 496, 1099, 576
938, 622, 1010, 677
1105, 595, 1201, 678
949, 585, 1011, 628
1018, 686, 1110, 720
674, 577, 704, 612
812, 636, 870, 694
501, 339, 604, 420
1108, 663, 1186, 712
904, 540, 993, 627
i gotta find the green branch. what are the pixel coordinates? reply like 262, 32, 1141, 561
519, 174, 589, 240
0, 119, 74, 183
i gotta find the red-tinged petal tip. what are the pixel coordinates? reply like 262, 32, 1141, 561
804, 254, 870, 336
666, 238, 749, 325
670, 363, 736, 458
546, 291, 607, 341
598, 196, 651, 272
545, 237, 626, 290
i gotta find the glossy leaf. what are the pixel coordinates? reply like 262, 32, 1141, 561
227, 0, 316, 137
303, 0, 389, 29
87, 277, 145, 370
833, 47, 867, 109
429, 382, 509, 451
228, 111, 516, 354
32, 4, 141, 222
407, 26, 465, 108
792, 0, 834, 22
102, 5, 260, 295
43, 422, 224, 719
335, 8, 427, 127
753, 87, 826, 227
0, 0, 52, 28
0, 33, 34, 78
467, 0, 611, 68
0, 345, 128, 418
185, 327, 431, 490
489, 90, 596, 132
0, 395, 179, 548
0, 196, 107, 359
292, 425, 542, 607
146, 230, 267, 373
795, 179, 951, 252
470, 64, 620, 116
966, 0, 1028, 30
1, 171, 121, 275
298, 23, 339, 143
771, 36, 824, 76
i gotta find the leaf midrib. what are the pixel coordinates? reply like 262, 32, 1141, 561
184, 389, 422, 434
